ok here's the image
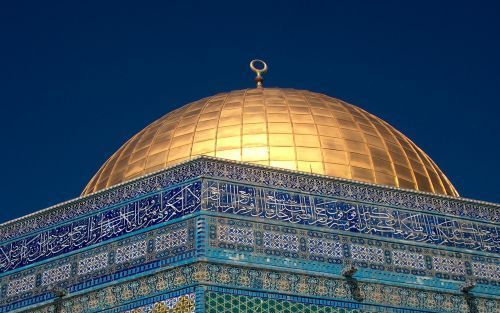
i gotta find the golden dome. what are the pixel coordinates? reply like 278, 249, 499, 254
83, 88, 458, 196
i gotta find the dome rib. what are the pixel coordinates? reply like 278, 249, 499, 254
348, 104, 398, 187
82, 88, 458, 197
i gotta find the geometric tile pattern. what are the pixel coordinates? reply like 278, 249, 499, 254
208, 216, 498, 286
350, 244, 385, 264
155, 228, 189, 252
115, 240, 148, 264
218, 225, 254, 246
77, 252, 109, 275
432, 256, 465, 275
122, 293, 195, 313
6, 275, 35, 297
308, 238, 343, 258
392, 250, 426, 270
41, 263, 71, 286
472, 262, 500, 281
263, 232, 299, 252
205, 291, 369, 313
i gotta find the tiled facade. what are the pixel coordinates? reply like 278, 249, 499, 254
0, 158, 497, 313
204, 291, 367, 313
207, 216, 499, 291
16, 263, 499, 313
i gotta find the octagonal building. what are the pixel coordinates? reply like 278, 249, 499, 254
0, 66, 498, 313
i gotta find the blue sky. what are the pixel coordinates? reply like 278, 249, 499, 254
0, 1, 499, 223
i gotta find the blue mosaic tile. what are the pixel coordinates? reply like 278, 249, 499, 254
0, 182, 201, 274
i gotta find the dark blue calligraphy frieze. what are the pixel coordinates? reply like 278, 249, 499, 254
0, 161, 203, 243
1, 158, 499, 245
0, 182, 201, 274
204, 180, 499, 254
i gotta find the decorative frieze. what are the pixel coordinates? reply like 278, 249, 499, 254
0, 182, 201, 274
19, 263, 499, 313
208, 216, 500, 286
0, 220, 196, 308
205, 180, 499, 254
1, 157, 497, 244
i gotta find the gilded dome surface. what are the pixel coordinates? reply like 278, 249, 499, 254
83, 88, 458, 196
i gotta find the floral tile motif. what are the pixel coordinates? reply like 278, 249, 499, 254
11, 263, 498, 313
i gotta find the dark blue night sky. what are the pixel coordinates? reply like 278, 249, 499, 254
0, 1, 499, 223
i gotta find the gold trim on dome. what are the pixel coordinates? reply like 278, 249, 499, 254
82, 88, 458, 196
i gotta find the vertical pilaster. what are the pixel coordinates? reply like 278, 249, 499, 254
195, 285, 207, 313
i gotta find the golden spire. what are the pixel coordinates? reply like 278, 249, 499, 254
250, 59, 268, 88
